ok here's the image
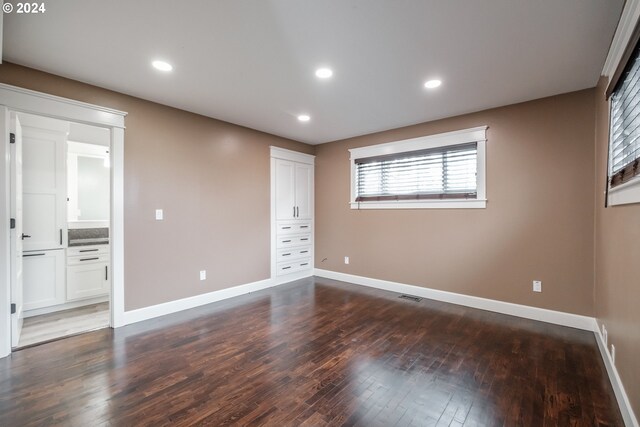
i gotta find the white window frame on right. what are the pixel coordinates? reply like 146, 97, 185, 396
349, 126, 487, 209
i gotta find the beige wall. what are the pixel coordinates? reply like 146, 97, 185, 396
594, 76, 640, 416
0, 63, 314, 311
315, 90, 596, 316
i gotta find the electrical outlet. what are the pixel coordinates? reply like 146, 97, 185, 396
611, 344, 616, 365
532, 280, 542, 293
155, 209, 164, 220
602, 324, 608, 346
199, 270, 206, 281
344, 256, 349, 265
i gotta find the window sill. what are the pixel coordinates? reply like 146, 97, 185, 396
608, 176, 640, 206
349, 199, 487, 210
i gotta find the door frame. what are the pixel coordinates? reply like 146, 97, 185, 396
0, 83, 127, 357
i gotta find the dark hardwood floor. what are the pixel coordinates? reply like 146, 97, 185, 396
0, 277, 623, 426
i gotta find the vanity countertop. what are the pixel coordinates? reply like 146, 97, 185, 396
68, 227, 109, 247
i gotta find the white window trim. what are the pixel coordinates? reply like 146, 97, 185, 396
348, 126, 488, 209
608, 175, 640, 206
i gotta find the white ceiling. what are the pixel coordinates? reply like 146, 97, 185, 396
3, 0, 623, 145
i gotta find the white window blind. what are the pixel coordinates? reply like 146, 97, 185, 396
355, 142, 477, 201
610, 44, 640, 188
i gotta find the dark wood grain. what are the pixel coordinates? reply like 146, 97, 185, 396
0, 277, 624, 426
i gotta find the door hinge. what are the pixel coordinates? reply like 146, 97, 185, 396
9, 133, 15, 144
10, 303, 16, 315
10, 218, 15, 229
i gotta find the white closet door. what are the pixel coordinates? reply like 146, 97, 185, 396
22, 125, 67, 251
275, 159, 295, 220
294, 163, 313, 220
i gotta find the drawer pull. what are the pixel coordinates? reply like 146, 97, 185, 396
300, 263, 309, 266
79, 249, 99, 253
300, 250, 308, 254
282, 226, 291, 229
282, 266, 291, 270
80, 257, 100, 262
300, 226, 309, 229
301, 238, 309, 241
282, 239, 291, 243
23, 253, 45, 257
282, 253, 291, 257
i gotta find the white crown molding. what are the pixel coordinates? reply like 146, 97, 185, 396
314, 269, 595, 330
603, 0, 640, 79
594, 327, 640, 427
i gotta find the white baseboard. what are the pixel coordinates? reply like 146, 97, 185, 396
314, 269, 595, 331
123, 277, 280, 325
594, 327, 639, 427
24, 295, 109, 318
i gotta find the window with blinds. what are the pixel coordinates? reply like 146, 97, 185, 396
609, 40, 640, 189
355, 142, 478, 201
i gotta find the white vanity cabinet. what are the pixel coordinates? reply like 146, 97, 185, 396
66, 246, 110, 301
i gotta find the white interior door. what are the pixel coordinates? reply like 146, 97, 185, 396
10, 113, 24, 348
21, 117, 67, 251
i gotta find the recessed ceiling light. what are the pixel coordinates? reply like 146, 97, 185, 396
297, 114, 311, 122
424, 79, 442, 89
315, 68, 333, 79
152, 60, 173, 72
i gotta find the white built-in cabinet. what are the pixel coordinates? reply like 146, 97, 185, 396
274, 160, 313, 220
271, 147, 314, 282
23, 250, 66, 311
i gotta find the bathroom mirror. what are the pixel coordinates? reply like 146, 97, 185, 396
68, 141, 110, 223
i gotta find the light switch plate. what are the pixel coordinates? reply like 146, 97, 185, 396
532, 280, 542, 293
155, 209, 163, 220
200, 270, 206, 281
344, 256, 350, 265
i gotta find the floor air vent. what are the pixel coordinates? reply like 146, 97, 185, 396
399, 294, 422, 302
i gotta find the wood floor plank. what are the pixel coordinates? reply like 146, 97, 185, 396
0, 277, 625, 426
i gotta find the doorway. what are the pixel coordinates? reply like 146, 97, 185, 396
11, 113, 112, 348
0, 83, 127, 357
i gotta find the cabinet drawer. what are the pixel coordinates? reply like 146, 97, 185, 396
277, 246, 311, 262
276, 221, 312, 235
67, 253, 110, 266
67, 245, 109, 257
276, 234, 311, 248
276, 258, 312, 276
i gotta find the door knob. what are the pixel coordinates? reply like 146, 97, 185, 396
21, 233, 31, 240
